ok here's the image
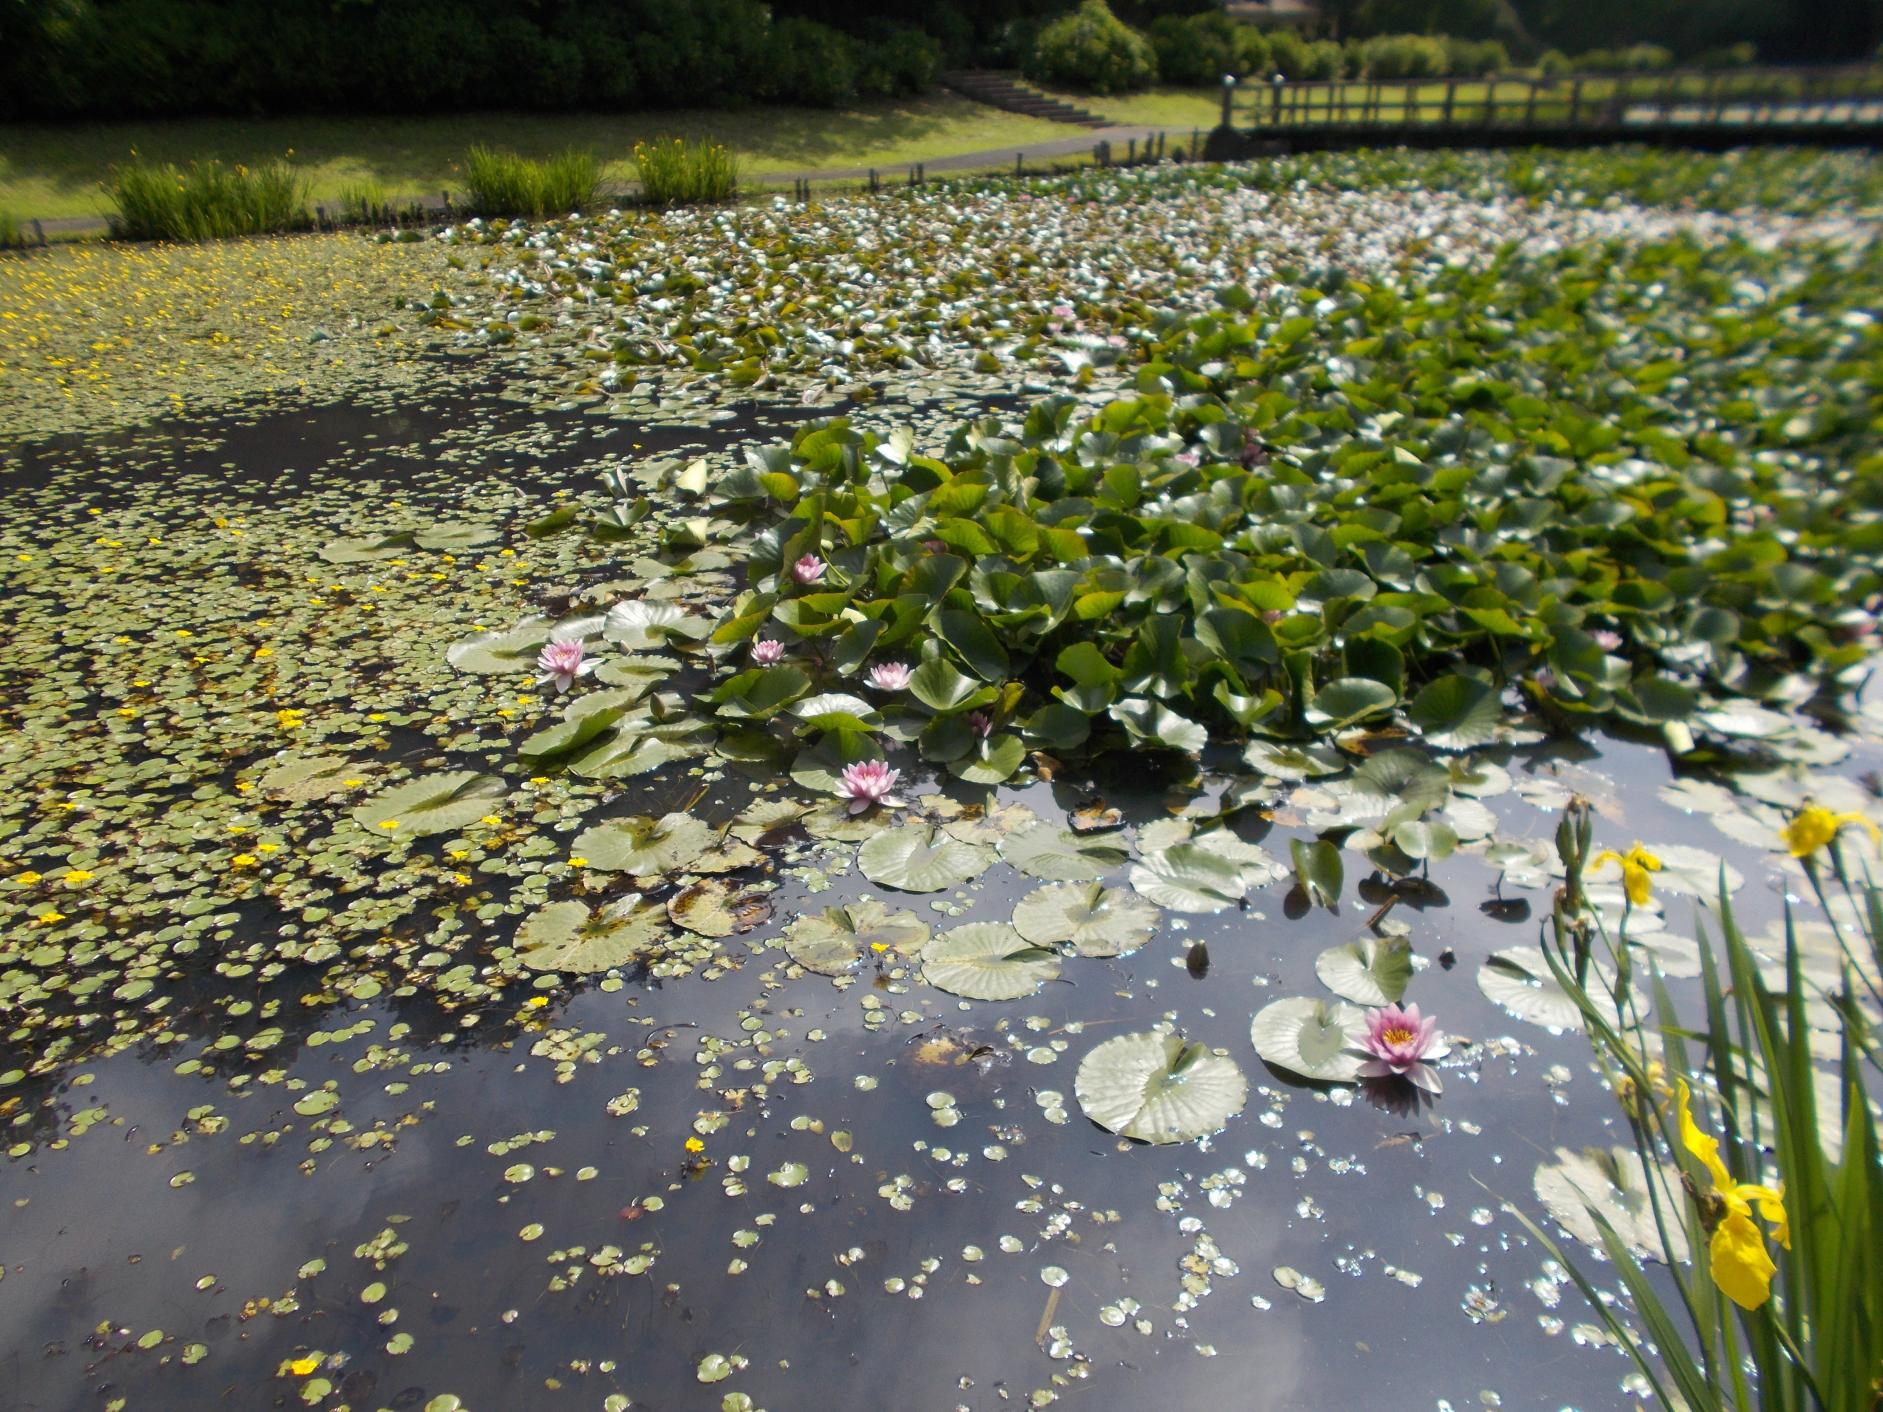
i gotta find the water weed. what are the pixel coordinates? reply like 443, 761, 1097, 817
107, 156, 311, 241
461, 146, 601, 219
631, 138, 739, 206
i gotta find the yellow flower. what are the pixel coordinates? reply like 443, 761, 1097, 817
480, 815, 501, 827
34, 909, 65, 925
378, 819, 400, 831
15, 871, 43, 886
684, 1137, 705, 1153
1677, 1080, 1789, 1310
527, 996, 549, 1008
231, 854, 258, 869
1592, 843, 1661, 906
1782, 805, 1880, 860
63, 869, 94, 885
287, 1355, 321, 1376
568, 856, 588, 868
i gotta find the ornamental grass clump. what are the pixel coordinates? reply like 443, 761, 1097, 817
108, 156, 311, 241
462, 146, 602, 220
1520, 798, 1882, 1410
631, 138, 738, 207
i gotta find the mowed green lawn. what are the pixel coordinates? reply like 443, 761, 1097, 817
0, 94, 1074, 219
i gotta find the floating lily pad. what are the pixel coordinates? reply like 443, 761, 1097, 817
667, 881, 772, 938
350, 771, 506, 838
1407, 674, 1502, 749
1533, 1145, 1688, 1263
858, 825, 993, 894
1314, 937, 1413, 1006
783, 900, 931, 975
1250, 996, 1366, 1082
921, 922, 1060, 1001
446, 620, 555, 674
1074, 1031, 1248, 1143
572, 813, 716, 875
1011, 882, 1158, 957
260, 754, 367, 802
516, 897, 668, 973
1476, 947, 1619, 1031
996, 823, 1128, 882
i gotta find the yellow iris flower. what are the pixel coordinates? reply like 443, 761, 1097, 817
1676, 1080, 1789, 1310
1592, 843, 1662, 906
1782, 805, 1880, 860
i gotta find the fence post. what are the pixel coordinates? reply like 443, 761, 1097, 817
1191, 127, 1200, 159
1016, 152, 1024, 177
869, 168, 878, 193
1271, 74, 1284, 125
1567, 77, 1582, 127
1127, 137, 1136, 163
32, 218, 46, 246
1442, 79, 1457, 127
1523, 77, 1538, 127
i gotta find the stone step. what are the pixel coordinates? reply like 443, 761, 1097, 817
942, 69, 1110, 126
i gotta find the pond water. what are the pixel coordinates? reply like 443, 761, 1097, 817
4, 378, 1874, 1412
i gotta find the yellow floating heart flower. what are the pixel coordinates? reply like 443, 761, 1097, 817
1592, 843, 1661, 906
1781, 805, 1880, 859
287, 1355, 320, 1377
684, 1137, 705, 1153
1677, 1080, 1789, 1310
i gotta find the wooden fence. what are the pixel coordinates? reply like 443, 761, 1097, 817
1227, 64, 1883, 146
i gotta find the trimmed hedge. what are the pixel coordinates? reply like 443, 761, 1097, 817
1026, 0, 1158, 95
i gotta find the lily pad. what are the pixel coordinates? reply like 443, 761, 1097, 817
1476, 947, 1619, 1032
1074, 1031, 1248, 1144
572, 813, 716, 876
1313, 937, 1413, 1006
350, 771, 507, 838
1533, 1145, 1688, 1263
921, 922, 1060, 1001
446, 620, 553, 674
667, 881, 772, 938
858, 825, 994, 893
1011, 882, 1158, 957
516, 897, 668, 973
996, 823, 1128, 882
260, 754, 367, 802
783, 900, 931, 975
1249, 996, 1366, 1082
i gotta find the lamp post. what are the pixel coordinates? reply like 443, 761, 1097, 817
1219, 72, 1238, 129
1272, 71, 1285, 126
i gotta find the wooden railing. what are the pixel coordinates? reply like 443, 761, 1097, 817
1233, 64, 1883, 137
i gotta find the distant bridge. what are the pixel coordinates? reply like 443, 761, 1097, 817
1206, 65, 1883, 155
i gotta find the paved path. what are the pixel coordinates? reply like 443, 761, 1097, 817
28, 123, 1207, 238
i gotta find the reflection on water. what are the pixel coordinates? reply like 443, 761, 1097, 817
0, 389, 1866, 1412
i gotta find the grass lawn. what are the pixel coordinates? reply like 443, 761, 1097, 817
0, 94, 1073, 220
1028, 84, 1227, 130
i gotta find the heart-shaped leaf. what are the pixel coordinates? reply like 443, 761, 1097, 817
1075, 1031, 1247, 1143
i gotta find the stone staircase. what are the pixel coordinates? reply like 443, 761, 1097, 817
942, 70, 1111, 127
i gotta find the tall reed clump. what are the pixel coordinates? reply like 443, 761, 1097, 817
461, 147, 601, 219
108, 156, 310, 241
337, 180, 390, 226
1522, 798, 1881, 1411
632, 138, 739, 207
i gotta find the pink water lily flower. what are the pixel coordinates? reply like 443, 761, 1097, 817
1592, 629, 1624, 651
792, 554, 826, 585
1356, 1002, 1449, 1093
967, 711, 995, 738
751, 638, 785, 666
866, 662, 913, 691
836, 760, 901, 815
535, 638, 596, 693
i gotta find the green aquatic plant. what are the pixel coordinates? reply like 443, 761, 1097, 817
462, 146, 602, 219
107, 156, 312, 241
1516, 800, 1883, 1410
631, 138, 739, 207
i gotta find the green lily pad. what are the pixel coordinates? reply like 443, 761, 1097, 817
1313, 937, 1413, 1006
1074, 1031, 1248, 1144
515, 896, 668, 973
783, 900, 930, 975
921, 922, 1060, 1000
1407, 673, 1502, 749
667, 881, 772, 938
1533, 1145, 1688, 1263
1249, 996, 1366, 1082
260, 754, 367, 802
446, 620, 554, 674
572, 813, 716, 875
1011, 882, 1158, 957
1476, 947, 1619, 1031
996, 823, 1128, 882
350, 771, 507, 838
857, 825, 993, 893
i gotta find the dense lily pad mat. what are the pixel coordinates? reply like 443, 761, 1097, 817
0, 154, 1879, 1412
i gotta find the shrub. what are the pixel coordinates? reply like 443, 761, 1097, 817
1615, 42, 1674, 71
1235, 27, 1272, 79
1025, 0, 1158, 95
761, 16, 861, 107
854, 23, 943, 98
0, 209, 21, 247
108, 156, 310, 241
1694, 41, 1757, 69
1147, 12, 1240, 86
1575, 48, 1616, 71
1360, 34, 1447, 80
1265, 28, 1308, 80
1444, 37, 1507, 76
632, 139, 739, 207
1299, 38, 1343, 80
462, 147, 602, 220
1536, 48, 1571, 77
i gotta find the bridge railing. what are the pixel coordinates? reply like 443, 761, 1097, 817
1235, 64, 1883, 134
